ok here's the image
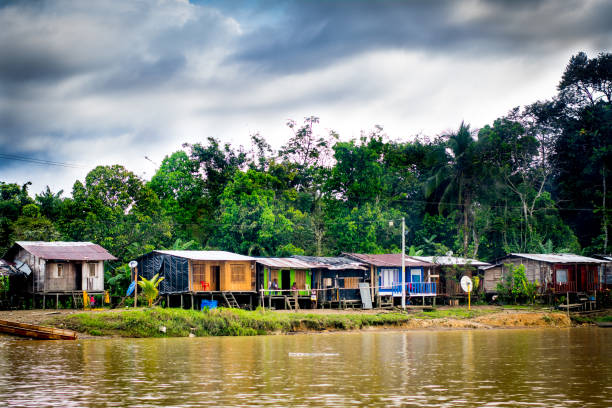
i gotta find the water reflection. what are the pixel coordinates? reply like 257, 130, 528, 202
0, 328, 610, 407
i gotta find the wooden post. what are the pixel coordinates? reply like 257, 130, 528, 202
180, 294, 184, 309
43, 294, 46, 310
260, 289, 264, 313
191, 294, 194, 310
56, 294, 59, 309
567, 291, 570, 317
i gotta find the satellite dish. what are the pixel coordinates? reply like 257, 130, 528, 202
460, 275, 473, 293
128, 260, 138, 268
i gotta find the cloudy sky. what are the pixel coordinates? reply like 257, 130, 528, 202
1, 0, 611, 195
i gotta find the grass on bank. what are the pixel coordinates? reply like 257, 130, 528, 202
52, 308, 418, 337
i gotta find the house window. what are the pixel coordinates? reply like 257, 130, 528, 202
231, 264, 245, 283
343, 277, 360, 289
380, 269, 396, 288
556, 269, 568, 283
410, 268, 422, 283
88, 263, 96, 277
56, 264, 64, 278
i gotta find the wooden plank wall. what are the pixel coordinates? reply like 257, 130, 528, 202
191, 260, 255, 291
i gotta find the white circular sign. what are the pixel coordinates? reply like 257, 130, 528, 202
460, 276, 473, 293
128, 260, 138, 268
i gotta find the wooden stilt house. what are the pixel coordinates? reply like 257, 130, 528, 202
291, 255, 368, 308
137, 250, 256, 308
483, 253, 607, 296
2, 241, 117, 308
255, 257, 318, 309
408, 255, 491, 303
343, 253, 437, 305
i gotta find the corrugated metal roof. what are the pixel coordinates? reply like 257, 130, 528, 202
256, 257, 318, 269
292, 255, 368, 270
154, 250, 255, 261
508, 253, 607, 264
15, 241, 117, 261
343, 253, 435, 267
409, 255, 491, 267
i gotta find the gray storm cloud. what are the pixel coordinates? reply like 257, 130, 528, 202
0, 0, 610, 194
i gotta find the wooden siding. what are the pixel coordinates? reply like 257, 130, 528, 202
190, 260, 254, 292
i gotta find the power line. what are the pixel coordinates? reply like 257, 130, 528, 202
0, 153, 85, 169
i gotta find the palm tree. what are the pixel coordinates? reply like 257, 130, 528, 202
138, 273, 165, 307
425, 122, 480, 255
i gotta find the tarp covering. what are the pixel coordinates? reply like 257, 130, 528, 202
137, 251, 190, 294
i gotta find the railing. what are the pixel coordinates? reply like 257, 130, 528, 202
547, 281, 577, 293
587, 282, 602, 291
386, 282, 437, 296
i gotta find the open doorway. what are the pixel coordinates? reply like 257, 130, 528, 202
75, 264, 82, 290
210, 265, 220, 291
281, 270, 290, 290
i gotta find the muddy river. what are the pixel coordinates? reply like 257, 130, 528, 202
0, 327, 610, 407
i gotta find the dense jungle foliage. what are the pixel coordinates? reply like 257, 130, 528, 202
1, 52, 611, 287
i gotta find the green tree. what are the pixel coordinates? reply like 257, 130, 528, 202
425, 122, 481, 256
138, 273, 164, 307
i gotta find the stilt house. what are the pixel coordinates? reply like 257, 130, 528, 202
256, 257, 318, 309
408, 255, 491, 302
291, 255, 368, 306
343, 253, 437, 304
483, 253, 607, 295
2, 241, 116, 306
136, 250, 256, 308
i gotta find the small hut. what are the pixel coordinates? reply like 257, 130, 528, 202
483, 253, 607, 296
2, 241, 117, 308
256, 257, 318, 309
136, 250, 256, 308
291, 255, 368, 307
343, 253, 437, 305
408, 255, 491, 303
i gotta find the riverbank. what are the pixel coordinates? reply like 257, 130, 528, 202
0, 306, 586, 338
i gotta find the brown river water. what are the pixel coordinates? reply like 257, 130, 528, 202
0, 327, 610, 407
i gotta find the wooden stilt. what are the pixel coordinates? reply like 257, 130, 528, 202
191, 294, 194, 310
166, 295, 169, 308
56, 294, 59, 309
43, 294, 46, 310
180, 294, 184, 309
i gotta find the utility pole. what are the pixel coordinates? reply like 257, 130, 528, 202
401, 217, 406, 309
134, 266, 138, 308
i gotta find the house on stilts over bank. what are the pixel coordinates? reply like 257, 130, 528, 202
291, 255, 369, 309
136, 250, 256, 309
343, 253, 437, 306
256, 257, 318, 310
1, 241, 117, 309
483, 253, 610, 304
407, 256, 491, 304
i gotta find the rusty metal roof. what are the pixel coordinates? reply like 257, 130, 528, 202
15, 241, 117, 261
155, 250, 255, 261
292, 255, 368, 270
256, 257, 318, 269
508, 253, 607, 264
409, 255, 491, 267
343, 253, 435, 267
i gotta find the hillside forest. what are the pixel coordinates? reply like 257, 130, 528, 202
1, 52, 610, 291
